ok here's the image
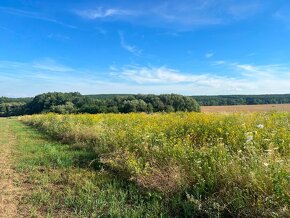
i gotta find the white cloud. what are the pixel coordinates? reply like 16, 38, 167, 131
150, 1, 222, 26
110, 63, 290, 94
1, 59, 290, 97
119, 32, 142, 56
95, 27, 107, 35
32, 58, 74, 72
75, 7, 135, 19
273, 7, 290, 28
0, 6, 76, 29
212, 60, 290, 78
110, 65, 253, 90
74, 1, 263, 29
232, 63, 290, 77
47, 33, 70, 41
213, 60, 226, 65
205, 52, 214, 58
113, 65, 190, 83
226, 2, 261, 19
0, 59, 107, 97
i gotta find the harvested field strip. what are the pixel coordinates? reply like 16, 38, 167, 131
201, 103, 290, 113
0, 118, 21, 217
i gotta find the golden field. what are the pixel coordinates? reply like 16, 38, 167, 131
201, 103, 290, 113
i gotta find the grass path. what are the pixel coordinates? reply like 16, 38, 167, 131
0, 118, 166, 217
0, 118, 22, 217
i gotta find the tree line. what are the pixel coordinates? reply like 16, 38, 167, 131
0, 92, 200, 117
193, 94, 290, 106
2, 93, 290, 117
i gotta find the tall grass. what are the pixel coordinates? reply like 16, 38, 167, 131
20, 112, 290, 217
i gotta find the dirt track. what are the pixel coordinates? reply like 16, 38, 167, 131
0, 118, 20, 217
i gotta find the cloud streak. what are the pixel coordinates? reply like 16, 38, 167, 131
74, 1, 263, 29
75, 7, 135, 19
119, 32, 142, 56
205, 52, 214, 58
32, 58, 75, 72
0, 7, 76, 29
273, 7, 290, 28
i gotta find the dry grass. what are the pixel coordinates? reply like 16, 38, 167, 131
135, 164, 185, 193
0, 118, 23, 218
201, 103, 290, 113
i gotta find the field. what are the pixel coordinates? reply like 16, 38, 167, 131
201, 103, 290, 113
9, 112, 288, 217
1, 118, 167, 217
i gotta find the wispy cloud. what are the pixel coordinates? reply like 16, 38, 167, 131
0, 7, 76, 29
0, 26, 11, 32
150, 1, 222, 27
0, 59, 107, 97
226, 2, 261, 19
111, 65, 191, 83
234, 63, 290, 79
110, 65, 251, 90
75, 7, 136, 19
95, 27, 107, 35
119, 32, 142, 56
74, 1, 263, 29
214, 60, 290, 78
213, 60, 226, 65
47, 33, 70, 41
205, 52, 214, 58
273, 7, 290, 28
1, 58, 289, 97
32, 58, 74, 72
110, 63, 290, 94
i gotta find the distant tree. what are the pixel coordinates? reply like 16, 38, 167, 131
50, 102, 76, 114
0, 102, 26, 117
26, 92, 81, 114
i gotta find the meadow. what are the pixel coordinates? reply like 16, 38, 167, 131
18, 112, 290, 217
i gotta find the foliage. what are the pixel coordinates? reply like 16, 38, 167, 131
3, 93, 290, 116
25, 92, 82, 114
0, 96, 32, 104
194, 94, 290, 106
20, 112, 290, 217
0, 102, 26, 117
1, 92, 200, 116
0, 96, 30, 117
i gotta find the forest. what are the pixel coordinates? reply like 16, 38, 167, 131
193, 94, 290, 105
86, 94, 290, 106
0, 92, 200, 116
1, 93, 290, 117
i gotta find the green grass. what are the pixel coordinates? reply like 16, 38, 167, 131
9, 118, 168, 217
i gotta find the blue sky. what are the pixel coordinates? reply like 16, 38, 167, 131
0, 0, 290, 97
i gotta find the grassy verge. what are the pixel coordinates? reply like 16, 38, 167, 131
10, 118, 168, 217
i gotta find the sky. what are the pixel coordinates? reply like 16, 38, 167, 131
0, 0, 290, 97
